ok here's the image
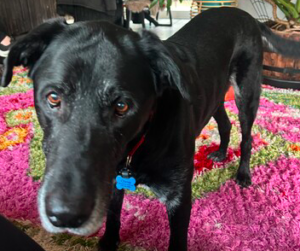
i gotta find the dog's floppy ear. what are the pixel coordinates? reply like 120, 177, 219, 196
1, 18, 67, 87
138, 30, 190, 101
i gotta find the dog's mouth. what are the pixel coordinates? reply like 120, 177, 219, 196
38, 170, 107, 236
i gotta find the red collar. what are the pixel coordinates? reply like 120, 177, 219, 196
126, 134, 146, 167
126, 112, 154, 167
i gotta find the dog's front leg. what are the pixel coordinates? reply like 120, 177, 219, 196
98, 188, 124, 251
167, 183, 192, 251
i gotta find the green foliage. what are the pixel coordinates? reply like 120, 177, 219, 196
272, 0, 300, 24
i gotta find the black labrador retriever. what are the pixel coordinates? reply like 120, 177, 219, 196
2, 7, 300, 251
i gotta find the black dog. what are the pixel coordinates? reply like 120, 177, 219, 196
2, 7, 300, 251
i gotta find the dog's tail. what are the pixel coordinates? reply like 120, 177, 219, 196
257, 21, 300, 58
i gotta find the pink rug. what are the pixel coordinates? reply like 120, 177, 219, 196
0, 67, 300, 250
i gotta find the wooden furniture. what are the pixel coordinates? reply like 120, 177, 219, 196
0, 0, 57, 36
190, 0, 238, 18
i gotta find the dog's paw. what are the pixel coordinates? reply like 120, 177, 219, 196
236, 171, 252, 188
208, 150, 226, 162
98, 236, 119, 251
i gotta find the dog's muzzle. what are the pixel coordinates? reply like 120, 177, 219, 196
38, 170, 105, 236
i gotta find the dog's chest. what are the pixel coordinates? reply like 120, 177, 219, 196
138, 183, 182, 210
135, 170, 186, 210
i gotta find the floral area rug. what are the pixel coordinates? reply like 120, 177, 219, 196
0, 67, 300, 251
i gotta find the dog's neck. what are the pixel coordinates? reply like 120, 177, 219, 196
126, 110, 154, 158
116, 108, 156, 174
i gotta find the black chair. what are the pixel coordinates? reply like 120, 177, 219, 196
124, 5, 173, 29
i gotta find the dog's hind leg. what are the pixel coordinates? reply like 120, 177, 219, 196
233, 56, 261, 187
208, 104, 232, 162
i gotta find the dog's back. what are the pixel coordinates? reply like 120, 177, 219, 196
168, 7, 300, 74
167, 8, 262, 63
164, 8, 263, 135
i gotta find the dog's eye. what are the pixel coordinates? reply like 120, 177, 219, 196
47, 92, 61, 108
115, 101, 129, 116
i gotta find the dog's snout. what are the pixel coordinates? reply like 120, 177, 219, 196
46, 193, 94, 228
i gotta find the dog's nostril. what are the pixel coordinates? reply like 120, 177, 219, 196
48, 212, 89, 228
46, 196, 94, 228
48, 215, 63, 227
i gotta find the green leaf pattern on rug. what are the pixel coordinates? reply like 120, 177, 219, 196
5, 105, 46, 180
262, 89, 300, 109
0, 67, 33, 95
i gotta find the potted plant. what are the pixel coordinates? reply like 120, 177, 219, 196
267, 0, 300, 28
259, 0, 300, 89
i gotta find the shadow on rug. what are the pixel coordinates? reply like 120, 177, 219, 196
0, 67, 300, 251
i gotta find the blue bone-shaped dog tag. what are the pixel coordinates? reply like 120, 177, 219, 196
116, 175, 136, 191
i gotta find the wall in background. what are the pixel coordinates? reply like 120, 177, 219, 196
238, 0, 259, 17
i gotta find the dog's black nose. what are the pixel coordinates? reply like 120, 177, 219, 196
46, 195, 94, 228
47, 211, 89, 228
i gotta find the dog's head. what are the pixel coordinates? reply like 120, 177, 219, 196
1, 19, 190, 235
